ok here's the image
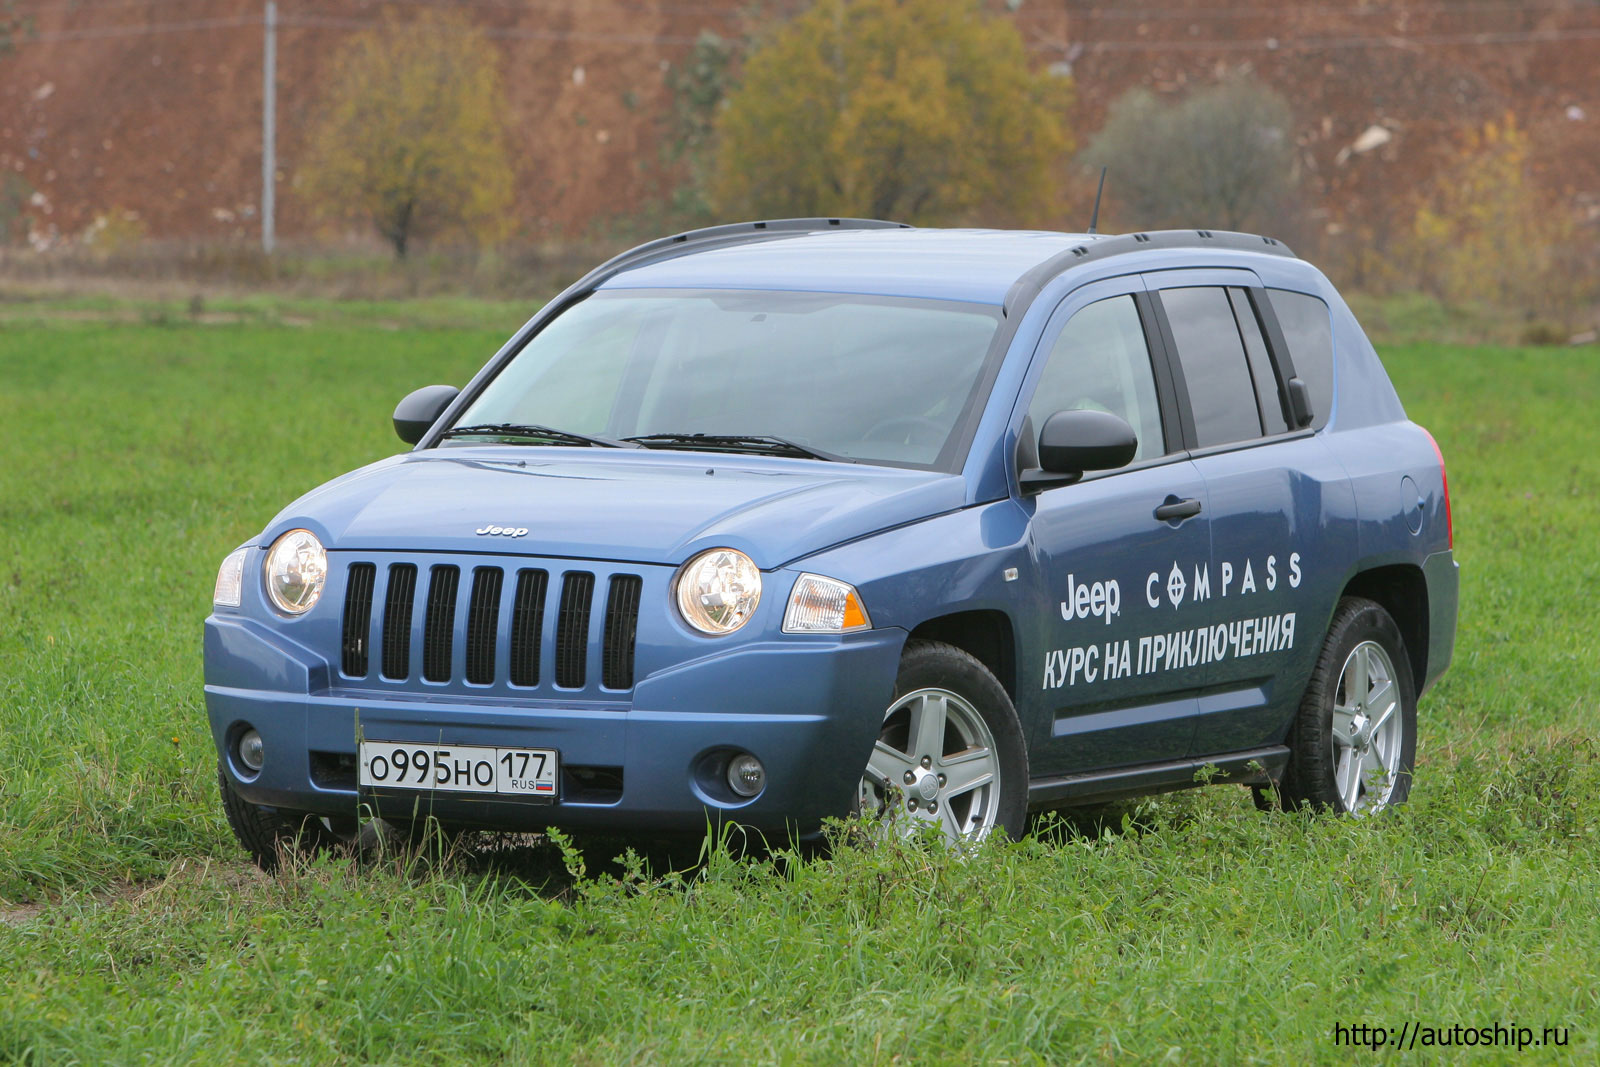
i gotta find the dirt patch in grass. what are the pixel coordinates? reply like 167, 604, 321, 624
0, 859, 272, 928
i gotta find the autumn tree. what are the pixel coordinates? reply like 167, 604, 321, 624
713, 0, 1073, 225
1403, 115, 1583, 316
661, 30, 736, 225
1083, 79, 1296, 234
301, 11, 513, 257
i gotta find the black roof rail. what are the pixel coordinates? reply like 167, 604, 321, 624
1002, 228, 1295, 316
570, 217, 913, 294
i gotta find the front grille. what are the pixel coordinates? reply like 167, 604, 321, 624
508, 569, 548, 687
464, 567, 503, 686
422, 566, 460, 683
555, 572, 595, 689
602, 575, 643, 690
381, 564, 418, 680
341, 563, 376, 677
340, 558, 641, 693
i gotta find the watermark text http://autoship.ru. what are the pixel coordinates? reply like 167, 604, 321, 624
1332, 1021, 1570, 1052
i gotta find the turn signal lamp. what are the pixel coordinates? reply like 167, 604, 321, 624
782, 574, 872, 634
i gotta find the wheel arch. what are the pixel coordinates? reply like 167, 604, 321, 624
1339, 564, 1428, 689
907, 609, 1018, 701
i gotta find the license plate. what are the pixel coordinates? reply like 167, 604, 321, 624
358, 741, 558, 798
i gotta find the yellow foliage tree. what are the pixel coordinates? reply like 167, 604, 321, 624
713, 0, 1073, 225
301, 12, 513, 257
1405, 115, 1577, 314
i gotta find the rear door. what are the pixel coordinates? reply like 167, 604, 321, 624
1017, 277, 1212, 776
1144, 273, 1356, 757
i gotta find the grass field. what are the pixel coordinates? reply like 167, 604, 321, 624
1, 305, 1598, 1064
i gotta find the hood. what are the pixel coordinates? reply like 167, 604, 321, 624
266, 446, 968, 569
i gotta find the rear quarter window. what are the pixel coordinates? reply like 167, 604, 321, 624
1267, 289, 1334, 430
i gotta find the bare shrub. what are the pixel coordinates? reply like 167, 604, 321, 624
1082, 78, 1297, 235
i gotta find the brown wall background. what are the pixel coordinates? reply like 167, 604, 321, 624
2, 0, 1596, 251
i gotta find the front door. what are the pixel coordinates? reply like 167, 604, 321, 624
1017, 279, 1214, 777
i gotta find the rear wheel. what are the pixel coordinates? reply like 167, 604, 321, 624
1279, 598, 1417, 814
218, 766, 352, 872
857, 640, 1028, 842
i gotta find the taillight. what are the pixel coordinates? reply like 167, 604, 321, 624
1423, 428, 1452, 549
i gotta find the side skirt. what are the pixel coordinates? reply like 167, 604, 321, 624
1027, 745, 1289, 808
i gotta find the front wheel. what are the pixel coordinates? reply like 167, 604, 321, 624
1279, 597, 1417, 814
218, 766, 353, 872
857, 640, 1028, 842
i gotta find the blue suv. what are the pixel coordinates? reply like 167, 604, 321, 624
206, 219, 1458, 867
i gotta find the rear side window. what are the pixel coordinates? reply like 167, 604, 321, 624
1159, 287, 1262, 448
1267, 289, 1334, 430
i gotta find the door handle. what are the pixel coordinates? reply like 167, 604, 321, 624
1154, 497, 1202, 522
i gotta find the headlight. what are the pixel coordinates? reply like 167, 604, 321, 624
263, 529, 327, 616
213, 546, 250, 608
782, 573, 871, 634
675, 548, 761, 635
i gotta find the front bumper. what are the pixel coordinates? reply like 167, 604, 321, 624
206, 615, 906, 835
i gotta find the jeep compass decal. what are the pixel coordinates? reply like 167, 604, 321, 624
1144, 552, 1302, 610
1043, 550, 1306, 690
1042, 612, 1298, 690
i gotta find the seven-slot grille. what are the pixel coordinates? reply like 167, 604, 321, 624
340, 559, 643, 692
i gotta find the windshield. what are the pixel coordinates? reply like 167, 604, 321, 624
447, 289, 1004, 468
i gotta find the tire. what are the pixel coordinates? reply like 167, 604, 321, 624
1278, 597, 1417, 815
218, 765, 348, 872
856, 639, 1028, 842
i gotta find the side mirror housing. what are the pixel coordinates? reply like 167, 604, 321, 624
393, 385, 460, 445
1021, 409, 1139, 493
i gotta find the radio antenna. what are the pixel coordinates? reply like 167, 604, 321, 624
1087, 167, 1107, 235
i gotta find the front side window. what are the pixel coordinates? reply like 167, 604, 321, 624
450, 289, 1004, 469
1027, 295, 1165, 463
1160, 286, 1263, 448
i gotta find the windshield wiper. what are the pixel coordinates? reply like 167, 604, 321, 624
439, 423, 639, 449
621, 433, 847, 462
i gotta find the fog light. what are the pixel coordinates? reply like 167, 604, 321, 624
726, 753, 765, 798
238, 728, 265, 773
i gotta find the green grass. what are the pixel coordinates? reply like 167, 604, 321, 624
2, 309, 1598, 1063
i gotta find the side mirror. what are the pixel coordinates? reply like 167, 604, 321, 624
1021, 409, 1138, 493
393, 385, 460, 445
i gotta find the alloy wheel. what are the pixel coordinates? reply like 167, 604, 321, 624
858, 686, 1003, 841
1330, 640, 1405, 813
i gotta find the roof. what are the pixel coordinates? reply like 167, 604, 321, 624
597, 228, 1100, 305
